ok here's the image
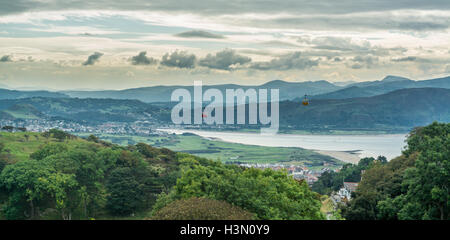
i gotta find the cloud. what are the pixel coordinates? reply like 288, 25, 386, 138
295, 36, 407, 58
261, 40, 300, 48
349, 55, 378, 69
1, 1, 449, 17
255, 11, 450, 32
0, 55, 12, 62
175, 30, 224, 39
1, 2, 449, 36
82, 52, 103, 66
160, 50, 196, 69
391, 56, 417, 62
198, 49, 251, 70
306, 36, 371, 52
131, 51, 157, 65
250, 51, 318, 71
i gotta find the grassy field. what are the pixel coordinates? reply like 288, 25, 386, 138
76, 132, 343, 168
0, 131, 343, 168
0, 132, 87, 163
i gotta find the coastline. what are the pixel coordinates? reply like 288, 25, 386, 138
158, 128, 406, 162
313, 150, 361, 164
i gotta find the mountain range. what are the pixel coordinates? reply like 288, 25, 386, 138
312, 75, 450, 100
0, 88, 68, 100
0, 87, 449, 131
63, 80, 342, 103
1, 75, 448, 103
0, 75, 448, 131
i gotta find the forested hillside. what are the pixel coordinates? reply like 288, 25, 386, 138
0, 89, 68, 100
283, 88, 450, 130
0, 130, 323, 220
313, 76, 450, 100
0, 97, 171, 123
312, 122, 449, 220
341, 122, 449, 220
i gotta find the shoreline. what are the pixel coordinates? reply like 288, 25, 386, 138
313, 150, 361, 164
158, 128, 407, 162
158, 127, 409, 136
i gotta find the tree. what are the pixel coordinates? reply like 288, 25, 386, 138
35, 172, 80, 220
312, 157, 381, 195
106, 167, 145, 215
2, 126, 14, 132
30, 143, 68, 160
0, 160, 54, 219
49, 129, 68, 142
87, 135, 99, 143
399, 128, 449, 220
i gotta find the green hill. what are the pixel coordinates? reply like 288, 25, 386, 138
285, 88, 450, 130
0, 130, 324, 220
2, 104, 44, 119
0, 88, 68, 100
0, 97, 171, 123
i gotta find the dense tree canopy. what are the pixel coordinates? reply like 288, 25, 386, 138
343, 122, 449, 220
152, 157, 324, 220
0, 132, 180, 219
312, 156, 386, 195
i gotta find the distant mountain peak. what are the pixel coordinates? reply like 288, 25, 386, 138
382, 75, 411, 82
262, 79, 288, 85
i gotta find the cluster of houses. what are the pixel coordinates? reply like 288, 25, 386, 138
331, 182, 359, 204
237, 163, 333, 185
0, 119, 166, 136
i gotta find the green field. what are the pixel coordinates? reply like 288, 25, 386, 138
0, 132, 87, 163
3, 110, 39, 119
76, 132, 343, 168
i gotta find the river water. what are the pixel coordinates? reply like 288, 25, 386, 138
159, 129, 408, 161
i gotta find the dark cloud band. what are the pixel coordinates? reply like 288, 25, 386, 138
83, 52, 103, 66
175, 30, 225, 39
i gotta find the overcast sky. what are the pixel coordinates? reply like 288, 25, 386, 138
0, 0, 449, 90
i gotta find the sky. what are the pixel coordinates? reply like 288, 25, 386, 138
0, 0, 449, 90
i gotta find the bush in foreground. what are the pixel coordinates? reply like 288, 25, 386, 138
151, 197, 254, 220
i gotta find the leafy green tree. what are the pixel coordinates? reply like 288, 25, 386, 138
48, 129, 69, 142
106, 167, 145, 215
0, 160, 54, 219
30, 143, 68, 161
312, 157, 381, 195
35, 172, 80, 220
399, 127, 449, 220
87, 135, 100, 143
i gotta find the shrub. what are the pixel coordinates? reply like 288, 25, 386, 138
151, 197, 254, 220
